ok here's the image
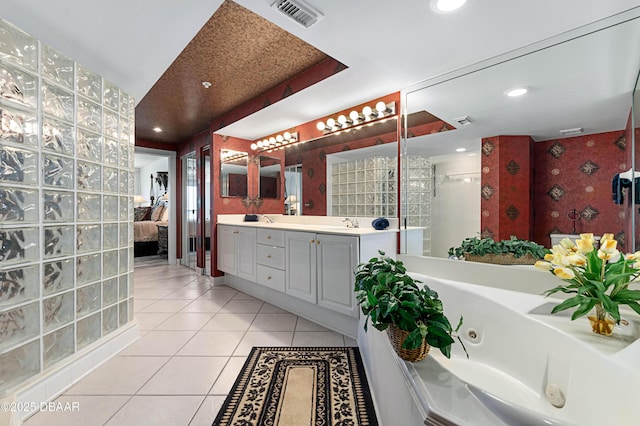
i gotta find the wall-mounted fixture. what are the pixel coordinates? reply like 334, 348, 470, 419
316, 101, 396, 135
250, 131, 299, 151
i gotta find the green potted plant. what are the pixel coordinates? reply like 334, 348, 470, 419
536, 233, 640, 335
448, 235, 548, 265
354, 251, 465, 361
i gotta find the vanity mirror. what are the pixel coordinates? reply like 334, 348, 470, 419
220, 149, 248, 197
258, 155, 281, 199
401, 12, 640, 256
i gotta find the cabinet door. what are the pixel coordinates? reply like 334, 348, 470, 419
236, 227, 256, 282
217, 225, 237, 274
317, 234, 359, 317
285, 231, 317, 303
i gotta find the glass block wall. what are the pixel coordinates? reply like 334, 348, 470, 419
403, 156, 432, 256
330, 155, 432, 255
0, 18, 135, 394
330, 157, 397, 217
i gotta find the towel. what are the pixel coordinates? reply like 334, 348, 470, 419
611, 174, 640, 205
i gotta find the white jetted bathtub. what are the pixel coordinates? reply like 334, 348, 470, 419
359, 271, 640, 426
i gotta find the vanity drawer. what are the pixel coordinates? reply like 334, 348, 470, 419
257, 244, 285, 269
257, 228, 285, 247
256, 264, 285, 292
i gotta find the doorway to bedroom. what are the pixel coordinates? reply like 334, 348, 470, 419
134, 147, 177, 265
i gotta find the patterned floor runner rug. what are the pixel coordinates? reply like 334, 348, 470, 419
213, 346, 378, 426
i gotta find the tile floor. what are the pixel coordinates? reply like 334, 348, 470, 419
25, 256, 356, 426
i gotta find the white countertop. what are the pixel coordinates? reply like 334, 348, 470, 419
218, 219, 400, 236
217, 214, 406, 236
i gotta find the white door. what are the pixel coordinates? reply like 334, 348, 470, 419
285, 231, 317, 303
317, 234, 359, 317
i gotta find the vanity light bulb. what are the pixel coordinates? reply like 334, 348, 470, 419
257, 140, 264, 148
327, 118, 336, 128
276, 134, 284, 143
250, 143, 258, 150
269, 137, 276, 145
316, 121, 326, 131
283, 131, 291, 140
376, 101, 387, 113
350, 110, 360, 122
362, 106, 373, 117
338, 115, 348, 125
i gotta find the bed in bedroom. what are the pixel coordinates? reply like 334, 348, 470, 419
134, 201, 168, 257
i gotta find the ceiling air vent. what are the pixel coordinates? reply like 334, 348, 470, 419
559, 127, 584, 136
271, 0, 324, 28
453, 116, 473, 126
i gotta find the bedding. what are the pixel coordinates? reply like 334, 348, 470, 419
133, 202, 169, 256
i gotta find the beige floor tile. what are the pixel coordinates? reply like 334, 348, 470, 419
138, 356, 228, 395
134, 312, 172, 331
292, 331, 346, 347
133, 289, 176, 300
345, 336, 358, 346
233, 331, 293, 356
196, 290, 237, 303
177, 331, 245, 356
209, 356, 247, 395
180, 299, 227, 313
248, 313, 297, 331
154, 313, 215, 330
231, 291, 259, 300
189, 395, 227, 426
295, 317, 333, 332
24, 395, 129, 426
258, 303, 289, 314
119, 330, 197, 356
221, 299, 264, 313
104, 395, 203, 426
65, 356, 169, 395
201, 313, 256, 331
162, 288, 211, 299
139, 299, 193, 313
133, 299, 156, 312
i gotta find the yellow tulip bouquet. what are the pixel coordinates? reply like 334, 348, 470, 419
535, 233, 640, 335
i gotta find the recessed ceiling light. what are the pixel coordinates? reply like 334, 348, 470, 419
506, 87, 528, 97
456, 148, 466, 152
202, 81, 212, 89
153, 127, 162, 133
431, 0, 467, 13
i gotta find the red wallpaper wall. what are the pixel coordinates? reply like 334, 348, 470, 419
480, 135, 533, 241
531, 130, 627, 249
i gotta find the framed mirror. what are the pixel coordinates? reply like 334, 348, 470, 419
259, 155, 281, 199
220, 149, 248, 197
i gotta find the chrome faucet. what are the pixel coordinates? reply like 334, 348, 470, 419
343, 217, 359, 228
261, 214, 274, 224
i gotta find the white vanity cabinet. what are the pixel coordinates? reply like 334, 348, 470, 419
217, 225, 256, 281
216, 218, 396, 337
256, 229, 286, 291
285, 231, 359, 317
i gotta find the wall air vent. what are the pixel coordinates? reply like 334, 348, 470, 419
271, 0, 324, 28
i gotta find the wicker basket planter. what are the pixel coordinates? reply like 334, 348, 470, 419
464, 252, 537, 265
386, 323, 430, 362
